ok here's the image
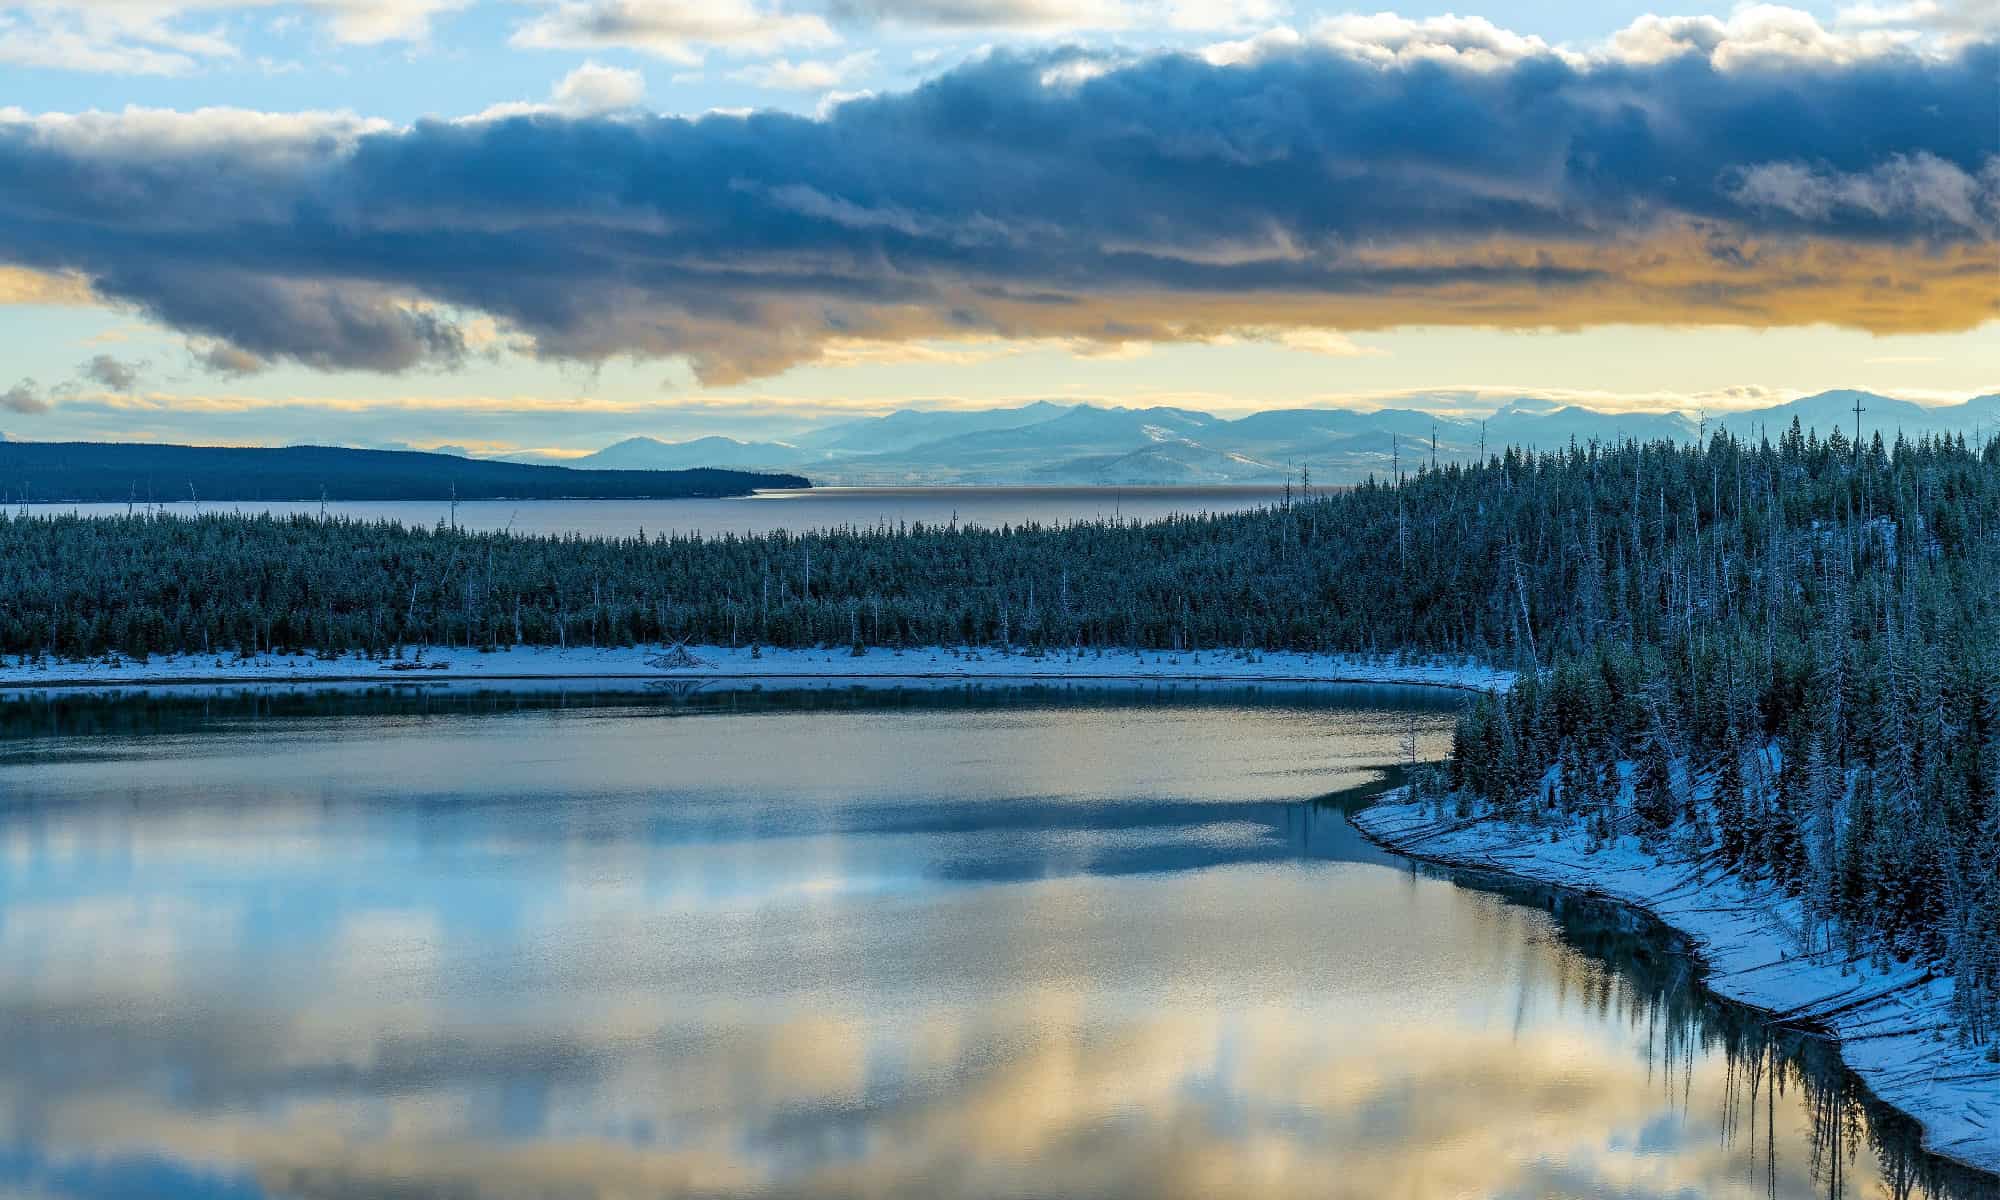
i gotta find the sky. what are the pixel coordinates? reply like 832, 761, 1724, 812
0, 0, 1994, 456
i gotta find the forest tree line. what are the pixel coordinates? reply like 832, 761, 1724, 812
1440, 426, 2000, 1054
0, 441, 805, 503
4, 422, 1998, 1046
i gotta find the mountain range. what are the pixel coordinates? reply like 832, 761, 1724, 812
513, 390, 2000, 486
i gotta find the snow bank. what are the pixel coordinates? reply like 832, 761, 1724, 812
1354, 795, 2000, 1178
0, 644, 1514, 695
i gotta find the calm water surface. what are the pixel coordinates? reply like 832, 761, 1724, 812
0, 684, 1990, 1200
31, 486, 1287, 538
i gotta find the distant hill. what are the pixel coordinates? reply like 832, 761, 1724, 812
1482, 402, 1698, 449
792, 401, 1071, 455
563, 435, 806, 472
750, 391, 2000, 484
1028, 440, 1277, 484
0, 442, 808, 504
1711, 391, 2000, 441
374, 389, 2000, 488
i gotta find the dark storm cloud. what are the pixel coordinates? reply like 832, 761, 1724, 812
0, 37, 1993, 381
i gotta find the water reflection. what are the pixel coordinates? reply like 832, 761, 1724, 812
0, 684, 1991, 1199
1456, 877, 1999, 1200
30, 485, 1288, 540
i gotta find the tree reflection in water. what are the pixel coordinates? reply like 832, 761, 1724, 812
1421, 859, 1999, 1200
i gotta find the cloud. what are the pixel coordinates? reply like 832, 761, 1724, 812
0, 265, 92, 305
730, 50, 877, 92
814, 335, 1010, 365
1, 378, 48, 414
1164, 0, 1284, 31
0, 2, 468, 75
1837, 0, 2000, 39
1307, 12, 1566, 68
190, 340, 267, 377
513, 0, 1286, 53
1728, 153, 1996, 233
135, 275, 470, 373
551, 60, 648, 112
821, 0, 1281, 33
0, 18, 213, 75
311, 0, 471, 44
0, 18, 1993, 384
1264, 329, 1385, 356
1604, 6, 1930, 68
824, 0, 1131, 30
512, 0, 838, 65
474, 61, 649, 120
80, 353, 141, 390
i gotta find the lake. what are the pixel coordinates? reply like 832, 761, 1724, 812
27, 485, 1290, 539
0, 683, 1990, 1200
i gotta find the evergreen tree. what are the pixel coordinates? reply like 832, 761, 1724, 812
1715, 732, 1748, 866
1633, 735, 1675, 831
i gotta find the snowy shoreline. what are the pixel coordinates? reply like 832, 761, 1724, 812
1353, 794, 2000, 1179
0, 643, 1513, 694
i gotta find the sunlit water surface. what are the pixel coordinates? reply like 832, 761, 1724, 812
29, 486, 1287, 538
0, 684, 1990, 1200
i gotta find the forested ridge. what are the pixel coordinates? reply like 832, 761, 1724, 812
1436, 426, 2000, 1056
0, 441, 806, 502
5, 422, 1999, 1047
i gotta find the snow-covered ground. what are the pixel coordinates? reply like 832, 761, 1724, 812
1355, 794, 2000, 1178
0, 643, 1514, 694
